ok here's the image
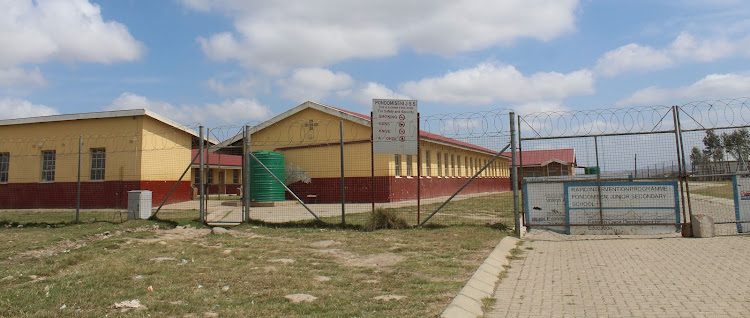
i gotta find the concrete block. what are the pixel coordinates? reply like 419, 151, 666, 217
692, 214, 715, 238
441, 305, 477, 318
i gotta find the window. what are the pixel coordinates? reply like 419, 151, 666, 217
436, 152, 442, 177
194, 169, 201, 185
207, 168, 214, 184
444, 153, 449, 177
406, 155, 413, 177
395, 154, 401, 177
0, 153, 8, 183
425, 151, 431, 176
451, 154, 455, 177
41, 150, 55, 182
90, 148, 105, 181
233, 170, 239, 184
457, 155, 461, 176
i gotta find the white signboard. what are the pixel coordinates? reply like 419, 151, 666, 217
732, 174, 750, 233
523, 181, 566, 233
372, 99, 418, 155
565, 181, 680, 235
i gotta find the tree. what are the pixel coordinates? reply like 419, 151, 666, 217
702, 129, 724, 162
722, 128, 750, 164
690, 146, 706, 172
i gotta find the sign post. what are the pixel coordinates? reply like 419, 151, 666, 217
372, 99, 419, 218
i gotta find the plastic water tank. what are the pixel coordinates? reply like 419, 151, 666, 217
127, 190, 153, 219
249, 151, 285, 202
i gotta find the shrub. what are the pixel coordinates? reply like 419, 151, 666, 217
364, 209, 409, 231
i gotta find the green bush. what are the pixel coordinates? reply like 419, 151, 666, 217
365, 209, 409, 231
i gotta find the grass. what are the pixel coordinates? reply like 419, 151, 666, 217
0, 194, 513, 317
690, 180, 733, 200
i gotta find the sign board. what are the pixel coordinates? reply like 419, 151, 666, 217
523, 181, 566, 233
732, 174, 750, 233
565, 181, 680, 235
372, 99, 418, 155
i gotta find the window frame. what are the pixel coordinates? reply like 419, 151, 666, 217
394, 154, 401, 177
90, 148, 106, 181
406, 155, 413, 177
0, 152, 8, 184
233, 169, 239, 184
207, 168, 214, 184
41, 150, 55, 182
425, 150, 431, 177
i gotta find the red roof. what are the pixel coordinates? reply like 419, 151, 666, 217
501, 149, 576, 166
320, 103, 498, 154
191, 149, 242, 167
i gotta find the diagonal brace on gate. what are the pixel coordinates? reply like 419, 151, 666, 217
420, 143, 511, 226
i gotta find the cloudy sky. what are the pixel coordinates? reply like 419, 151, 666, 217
0, 0, 749, 127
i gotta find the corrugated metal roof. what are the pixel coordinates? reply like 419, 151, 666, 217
501, 149, 576, 166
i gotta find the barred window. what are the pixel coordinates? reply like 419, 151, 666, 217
194, 169, 201, 185
444, 153, 449, 177
233, 170, 239, 184
394, 154, 401, 177
90, 148, 106, 181
0, 152, 8, 183
425, 150, 431, 176
406, 155, 413, 177
436, 152, 442, 177
207, 168, 214, 184
41, 150, 55, 182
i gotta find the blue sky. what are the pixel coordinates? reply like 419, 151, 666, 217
1, 0, 749, 128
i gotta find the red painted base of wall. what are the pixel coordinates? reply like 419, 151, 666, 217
0, 181, 191, 209
287, 176, 510, 203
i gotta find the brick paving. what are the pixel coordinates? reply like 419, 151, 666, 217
489, 230, 750, 317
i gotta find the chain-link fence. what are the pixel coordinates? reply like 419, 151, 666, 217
519, 98, 750, 236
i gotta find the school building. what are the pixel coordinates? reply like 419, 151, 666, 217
0, 109, 199, 209
218, 101, 511, 203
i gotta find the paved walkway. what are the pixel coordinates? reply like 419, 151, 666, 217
489, 230, 750, 317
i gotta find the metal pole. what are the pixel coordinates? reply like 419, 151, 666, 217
634, 153, 637, 179
340, 120, 346, 225
244, 125, 251, 222
675, 106, 694, 227
510, 113, 520, 237
517, 116, 524, 226
371, 111, 375, 212
594, 136, 603, 225
672, 106, 688, 230
199, 126, 205, 224
204, 128, 209, 224
417, 113, 421, 225
76, 135, 82, 222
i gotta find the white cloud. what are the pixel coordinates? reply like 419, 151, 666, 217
617, 73, 750, 106
399, 62, 594, 104
595, 44, 673, 77
338, 82, 411, 106
595, 32, 745, 77
104, 92, 272, 125
0, 67, 46, 87
278, 68, 354, 102
0, 98, 58, 120
0, 0, 144, 68
206, 77, 264, 97
185, 0, 579, 73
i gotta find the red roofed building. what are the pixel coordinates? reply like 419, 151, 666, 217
190, 149, 242, 196
502, 149, 577, 177
218, 101, 510, 203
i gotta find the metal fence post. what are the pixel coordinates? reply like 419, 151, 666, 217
244, 125, 251, 222
76, 135, 82, 222
199, 126, 205, 225
340, 120, 346, 225
510, 112, 520, 237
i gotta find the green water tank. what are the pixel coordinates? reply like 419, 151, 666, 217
250, 151, 286, 202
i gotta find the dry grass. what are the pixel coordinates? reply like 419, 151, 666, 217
0, 209, 509, 317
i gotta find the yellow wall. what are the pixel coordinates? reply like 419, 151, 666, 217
392, 141, 509, 178
0, 115, 193, 183
248, 106, 510, 178
139, 116, 192, 181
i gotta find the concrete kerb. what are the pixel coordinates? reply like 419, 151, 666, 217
441, 234, 521, 318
